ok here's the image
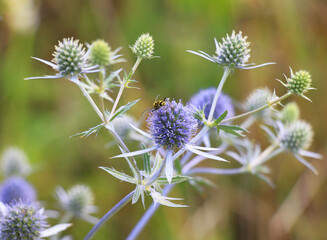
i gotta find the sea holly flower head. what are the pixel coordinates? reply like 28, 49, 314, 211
243, 88, 273, 119
0, 201, 47, 240
26, 37, 98, 83
131, 33, 155, 59
214, 31, 250, 68
280, 120, 313, 153
88, 39, 125, 68
0, 177, 37, 205
0, 201, 71, 239
262, 120, 321, 174
278, 68, 314, 101
147, 99, 198, 149
56, 185, 98, 224
188, 30, 275, 69
1, 147, 31, 178
188, 88, 235, 122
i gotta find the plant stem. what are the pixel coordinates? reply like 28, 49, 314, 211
126, 185, 173, 240
207, 67, 231, 122
84, 190, 135, 240
78, 83, 104, 122
187, 167, 244, 175
221, 92, 292, 124
250, 144, 278, 168
109, 84, 124, 120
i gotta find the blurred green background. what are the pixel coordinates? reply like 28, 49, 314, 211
1, 0, 327, 239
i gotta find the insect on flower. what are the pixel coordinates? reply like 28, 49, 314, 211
142, 96, 168, 116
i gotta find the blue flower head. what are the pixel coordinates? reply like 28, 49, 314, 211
0, 200, 48, 240
147, 100, 197, 149
188, 88, 235, 121
0, 177, 37, 205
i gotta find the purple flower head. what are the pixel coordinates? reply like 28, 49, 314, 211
188, 88, 235, 120
147, 99, 197, 149
0, 177, 37, 205
0, 200, 48, 240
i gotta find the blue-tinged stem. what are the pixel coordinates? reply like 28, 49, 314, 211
84, 190, 135, 240
126, 185, 174, 240
207, 67, 231, 122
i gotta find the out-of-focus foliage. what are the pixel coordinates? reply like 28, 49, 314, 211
0, 0, 326, 239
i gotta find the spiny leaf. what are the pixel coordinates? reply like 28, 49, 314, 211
214, 111, 228, 125
99, 167, 137, 184
70, 123, 104, 138
156, 176, 192, 185
109, 99, 140, 122
142, 144, 151, 174
218, 124, 248, 137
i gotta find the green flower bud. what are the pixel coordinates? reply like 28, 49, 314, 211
280, 102, 300, 124
280, 120, 313, 153
89, 39, 112, 67
131, 33, 154, 59
52, 38, 86, 76
286, 70, 312, 96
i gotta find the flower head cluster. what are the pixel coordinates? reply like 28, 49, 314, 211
280, 120, 313, 153
1, 147, 31, 177
52, 38, 86, 76
56, 185, 98, 224
0, 201, 47, 240
188, 88, 235, 121
26, 37, 98, 83
147, 100, 197, 149
188, 30, 274, 69
214, 31, 250, 68
279, 69, 313, 101
0, 177, 37, 205
131, 33, 154, 59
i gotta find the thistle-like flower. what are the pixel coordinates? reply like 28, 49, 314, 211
278, 68, 314, 101
262, 120, 321, 174
1, 147, 31, 178
88, 39, 125, 68
188, 30, 274, 69
188, 88, 235, 121
147, 100, 198, 149
26, 37, 98, 84
56, 185, 98, 224
131, 33, 155, 59
0, 177, 37, 205
111, 99, 227, 184
0, 201, 71, 239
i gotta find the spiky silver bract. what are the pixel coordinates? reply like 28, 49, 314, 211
1, 147, 31, 178
0, 177, 37, 205
131, 33, 154, 59
0, 201, 48, 240
280, 120, 313, 153
188, 30, 275, 69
